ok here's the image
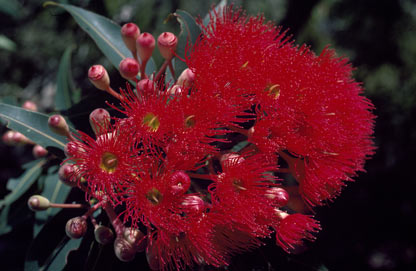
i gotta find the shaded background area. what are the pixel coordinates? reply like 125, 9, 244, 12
0, 0, 415, 270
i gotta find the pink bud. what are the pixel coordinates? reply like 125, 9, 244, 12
94, 225, 114, 245
121, 23, 140, 55
2, 130, 16, 146
114, 237, 136, 262
181, 195, 205, 213
27, 195, 50, 211
177, 68, 195, 88
265, 187, 289, 207
22, 101, 37, 111
170, 171, 190, 195
58, 163, 78, 187
64, 141, 84, 158
89, 108, 111, 135
32, 145, 48, 158
65, 217, 88, 239
88, 65, 110, 91
123, 227, 146, 252
220, 153, 245, 171
48, 114, 69, 137
119, 58, 140, 80
157, 32, 178, 60
137, 79, 155, 95
136, 32, 155, 64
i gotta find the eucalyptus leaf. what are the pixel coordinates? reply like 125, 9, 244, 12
44, 2, 156, 76
173, 9, 202, 77
55, 45, 75, 111
0, 103, 68, 150
202, 0, 227, 26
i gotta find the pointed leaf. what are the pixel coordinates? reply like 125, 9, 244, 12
173, 10, 202, 76
55, 45, 75, 111
202, 0, 227, 26
44, 2, 156, 76
0, 103, 68, 150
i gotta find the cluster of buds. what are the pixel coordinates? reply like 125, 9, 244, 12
25, 6, 375, 271
2, 101, 48, 158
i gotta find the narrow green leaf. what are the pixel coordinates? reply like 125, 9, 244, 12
0, 103, 68, 150
44, 2, 156, 76
0, 159, 46, 208
202, 0, 227, 26
55, 45, 75, 111
173, 10, 202, 77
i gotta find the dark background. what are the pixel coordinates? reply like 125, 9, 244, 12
0, 0, 415, 270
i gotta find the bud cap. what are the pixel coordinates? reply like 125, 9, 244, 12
88, 65, 110, 91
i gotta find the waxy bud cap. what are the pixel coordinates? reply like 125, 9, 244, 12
177, 68, 195, 88
28, 195, 50, 211
88, 65, 110, 91
58, 163, 78, 187
114, 237, 136, 262
33, 145, 48, 158
119, 58, 140, 80
181, 195, 205, 213
65, 216, 88, 239
121, 23, 140, 55
22, 101, 37, 111
94, 225, 114, 245
136, 32, 155, 63
265, 187, 289, 207
137, 79, 155, 96
123, 227, 146, 252
220, 153, 245, 171
157, 32, 178, 60
48, 114, 70, 137
89, 108, 111, 135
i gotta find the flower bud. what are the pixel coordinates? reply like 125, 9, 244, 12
170, 171, 190, 195
64, 141, 84, 158
2, 130, 16, 146
58, 163, 78, 187
22, 101, 37, 111
123, 227, 146, 252
114, 237, 136, 262
48, 114, 69, 137
65, 216, 88, 239
27, 195, 50, 211
89, 108, 111, 136
137, 79, 155, 95
167, 85, 183, 96
220, 153, 245, 171
136, 32, 155, 64
265, 187, 289, 207
177, 68, 195, 88
32, 144, 48, 158
94, 225, 114, 245
157, 32, 177, 60
181, 195, 205, 213
121, 23, 140, 55
119, 58, 140, 80
88, 65, 110, 91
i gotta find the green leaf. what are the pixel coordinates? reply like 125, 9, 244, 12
173, 10, 202, 77
44, 2, 156, 76
0, 103, 68, 150
34, 166, 72, 235
0, 35, 16, 51
55, 45, 75, 111
0, 159, 46, 208
202, 0, 227, 27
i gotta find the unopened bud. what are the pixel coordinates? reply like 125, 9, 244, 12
137, 79, 155, 95
48, 114, 69, 137
119, 58, 140, 80
157, 32, 177, 60
28, 195, 50, 211
121, 23, 140, 56
88, 65, 110, 91
94, 225, 114, 245
265, 187, 289, 207
64, 141, 84, 158
89, 108, 111, 135
114, 237, 136, 262
123, 227, 146, 252
65, 216, 88, 239
181, 195, 205, 213
22, 101, 37, 111
2, 130, 16, 146
58, 163, 78, 187
136, 32, 155, 64
177, 68, 195, 88
220, 153, 245, 171
32, 145, 48, 158
167, 85, 183, 95
170, 171, 190, 195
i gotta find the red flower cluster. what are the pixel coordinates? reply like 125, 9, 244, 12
65, 6, 374, 270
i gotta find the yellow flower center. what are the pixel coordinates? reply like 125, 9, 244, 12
184, 115, 196, 128
146, 188, 163, 205
100, 152, 118, 173
143, 113, 160, 132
